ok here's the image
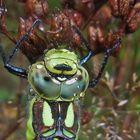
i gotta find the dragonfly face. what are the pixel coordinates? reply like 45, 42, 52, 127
28, 48, 89, 101
27, 48, 89, 140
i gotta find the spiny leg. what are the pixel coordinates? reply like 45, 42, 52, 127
70, 26, 121, 88
6, 19, 41, 63
72, 25, 95, 65
89, 38, 121, 87
0, 19, 41, 78
72, 25, 90, 50
0, 44, 28, 78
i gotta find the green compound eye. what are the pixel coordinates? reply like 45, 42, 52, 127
60, 66, 89, 101
28, 61, 89, 101
28, 61, 61, 100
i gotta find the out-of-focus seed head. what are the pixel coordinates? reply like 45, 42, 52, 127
88, 24, 105, 52
74, 0, 95, 18
105, 32, 121, 55
48, 11, 70, 31
61, 0, 75, 8
88, 25, 97, 51
0, 0, 7, 16
25, 0, 49, 17
81, 111, 92, 125
46, 11, 74, 46
18, 0, 27, 2
126, 2, 140, 33
92, 6, 112, 27
18, 17, 36, 37
18, 17, 26, 37
47, 10, 84, 47
64, 9, 83, 27
72, 32, 81, 46
109, 0, 134, 17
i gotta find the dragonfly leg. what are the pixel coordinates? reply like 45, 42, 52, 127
0, 19, 41, 78
89, 38, 121, 87
72, 25, 95, 65
0, 45, 27, 78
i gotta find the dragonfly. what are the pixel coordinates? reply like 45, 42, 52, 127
0, 14, 121, 140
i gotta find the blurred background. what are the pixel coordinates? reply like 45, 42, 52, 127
0, 0, 140, 140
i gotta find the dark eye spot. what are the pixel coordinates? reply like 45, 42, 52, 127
54, 64, 72, 71
44, 76, 50, 81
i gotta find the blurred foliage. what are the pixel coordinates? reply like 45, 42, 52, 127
0, 0, 140, 140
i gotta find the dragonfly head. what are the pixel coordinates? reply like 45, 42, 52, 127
28, 48, 89, 101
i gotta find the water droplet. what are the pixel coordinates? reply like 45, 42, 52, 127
30, 88, 33, 92
77, 85, 80, 89
80, 92, 85, 97
74, 93, 76, 97
36, 64, 43, 69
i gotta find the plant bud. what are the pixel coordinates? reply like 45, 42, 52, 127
64, 9, 83, 27
126, 2, 140, 33
109, 0, 134, 17
26, 0, 49, 17
88, 24, 105, 52
93, 6, 112, 27
105, 32, 121, 55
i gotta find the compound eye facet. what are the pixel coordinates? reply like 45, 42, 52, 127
28, 61, 61, 100
60, 66, 89, 101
